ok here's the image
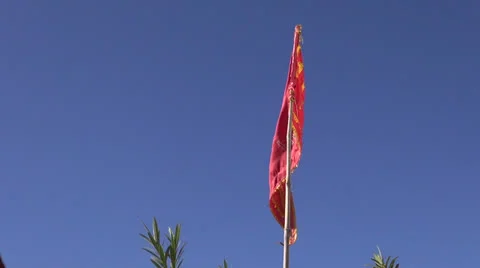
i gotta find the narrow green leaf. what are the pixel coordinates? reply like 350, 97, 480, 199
150, 258, 162, 268
218, 258, 226, 268
142, 221, 151, 236
142, 247, 160, 259
153, 217, 160, 243
175, 224, 182, 246
139, 234, 151, 243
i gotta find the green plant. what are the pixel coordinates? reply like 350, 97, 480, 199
140, 217, 401, 268
140, 217, 228, 268
218, 259, 228, 268
369, 247, 400, 268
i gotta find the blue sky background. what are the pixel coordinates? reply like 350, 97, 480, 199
1, 1, 479, 267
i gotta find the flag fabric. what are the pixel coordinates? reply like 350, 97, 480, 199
269, 25, 305, 245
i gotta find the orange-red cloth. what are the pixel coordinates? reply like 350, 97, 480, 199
268, 25, 305, 245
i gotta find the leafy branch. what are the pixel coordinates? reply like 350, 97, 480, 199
140, 217, 228, 268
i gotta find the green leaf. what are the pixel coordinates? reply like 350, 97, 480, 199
153, 217, 160, 243
142, 247, 160, 259
367, 247, 400, 268
166, 224, 185, 268
219, 259, 229, 268
140, 219, 169, 268
139, 234, 151, 243
150, 258, 163, 268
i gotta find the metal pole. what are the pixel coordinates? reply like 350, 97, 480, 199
282, 93, 294, 268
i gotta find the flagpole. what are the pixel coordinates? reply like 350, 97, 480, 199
282, 93, 294, 268
282, 24, 301, 268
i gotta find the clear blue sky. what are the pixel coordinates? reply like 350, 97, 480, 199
1, 1, 479, 267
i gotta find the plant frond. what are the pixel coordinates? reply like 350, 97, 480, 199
369, 247, 400, 268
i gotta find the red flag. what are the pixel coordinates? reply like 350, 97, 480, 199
269, 25, 305, 245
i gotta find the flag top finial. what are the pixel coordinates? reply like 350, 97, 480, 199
294, 25, 303, 45
295, 25, 302, 34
